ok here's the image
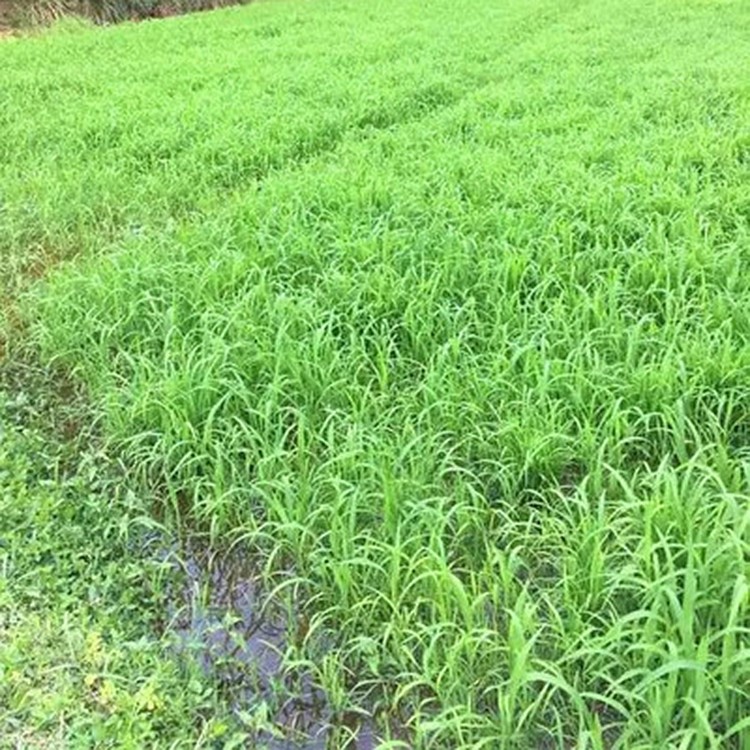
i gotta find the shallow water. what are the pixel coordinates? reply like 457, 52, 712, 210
154, 540, 384, 749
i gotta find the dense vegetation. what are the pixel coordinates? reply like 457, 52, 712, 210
2, 0, 749, 747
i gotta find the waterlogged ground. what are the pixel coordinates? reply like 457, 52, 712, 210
0, 368, 392, 747
0, 361, 397, 747
160, 543, 389, 748
2, 0, 750, 747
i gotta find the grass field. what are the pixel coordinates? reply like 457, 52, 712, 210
2, 0, 750, 747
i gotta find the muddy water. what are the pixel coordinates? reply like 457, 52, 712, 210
153, 540, 384, 749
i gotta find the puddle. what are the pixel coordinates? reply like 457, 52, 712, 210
148, 537, 388, 749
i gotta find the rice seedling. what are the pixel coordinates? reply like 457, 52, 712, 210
1, 0, 749, 746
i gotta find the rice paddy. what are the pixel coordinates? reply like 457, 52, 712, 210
1, 0, 749, 747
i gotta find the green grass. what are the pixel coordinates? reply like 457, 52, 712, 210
2, 0, 750, 747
